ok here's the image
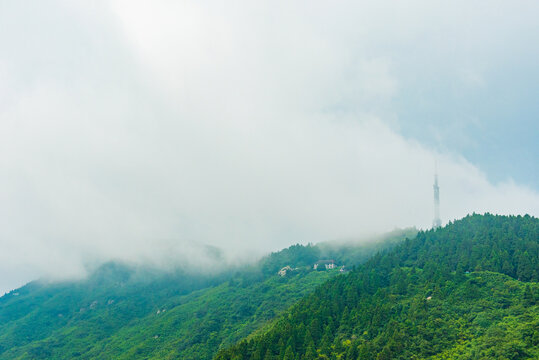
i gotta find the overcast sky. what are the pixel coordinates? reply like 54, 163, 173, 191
0, 0, 538, 294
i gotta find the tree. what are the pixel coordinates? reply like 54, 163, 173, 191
283, 345, 295, 360
523, 284, 535, 306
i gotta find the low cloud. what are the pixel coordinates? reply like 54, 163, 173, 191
0, 0, 538, 293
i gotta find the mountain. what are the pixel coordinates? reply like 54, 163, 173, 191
0, 230, 412, 359
215, 214, 539, 359
5, 214, 535, 360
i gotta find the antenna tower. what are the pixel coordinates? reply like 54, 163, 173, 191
432, 163, 441, 229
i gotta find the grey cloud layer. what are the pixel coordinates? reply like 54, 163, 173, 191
0, 0, 538, 293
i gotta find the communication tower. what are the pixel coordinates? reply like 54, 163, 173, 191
433, 166, 441, 229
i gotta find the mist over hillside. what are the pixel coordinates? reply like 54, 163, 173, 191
0, 215, 536, 359
1, 1, 539, 294
0, 227, 415, 359
1, 1, 538, 358
217, 214, 539, 360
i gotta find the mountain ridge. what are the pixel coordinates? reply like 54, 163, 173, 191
215, 214, 539, 359
0, 227, 413, 359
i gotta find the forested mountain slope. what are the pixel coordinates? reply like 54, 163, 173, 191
215, 214, 539, 360
0, 229, 412, 359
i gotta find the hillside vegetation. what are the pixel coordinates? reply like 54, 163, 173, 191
0, 229, 411, 359
215, 214, 539, 360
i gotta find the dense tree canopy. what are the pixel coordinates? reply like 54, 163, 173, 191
0, 228, 411, 359
215, 214, 539, 360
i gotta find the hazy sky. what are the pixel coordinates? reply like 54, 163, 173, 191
1, 0, 538, 294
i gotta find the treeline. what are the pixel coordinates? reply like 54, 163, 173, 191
0, 228, 412, 359
260, 228, 417, 275
215, 214, 539, 359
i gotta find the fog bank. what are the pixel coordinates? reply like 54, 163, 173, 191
1, 0, 538, 294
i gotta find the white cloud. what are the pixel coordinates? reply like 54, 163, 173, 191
0, 0, 537, 294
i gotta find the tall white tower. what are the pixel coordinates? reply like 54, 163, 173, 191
432, 167, 441, 229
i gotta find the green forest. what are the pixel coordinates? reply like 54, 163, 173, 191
216, 214, 539, 359
0, 214, 537, 359
0, 228, 411, 359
